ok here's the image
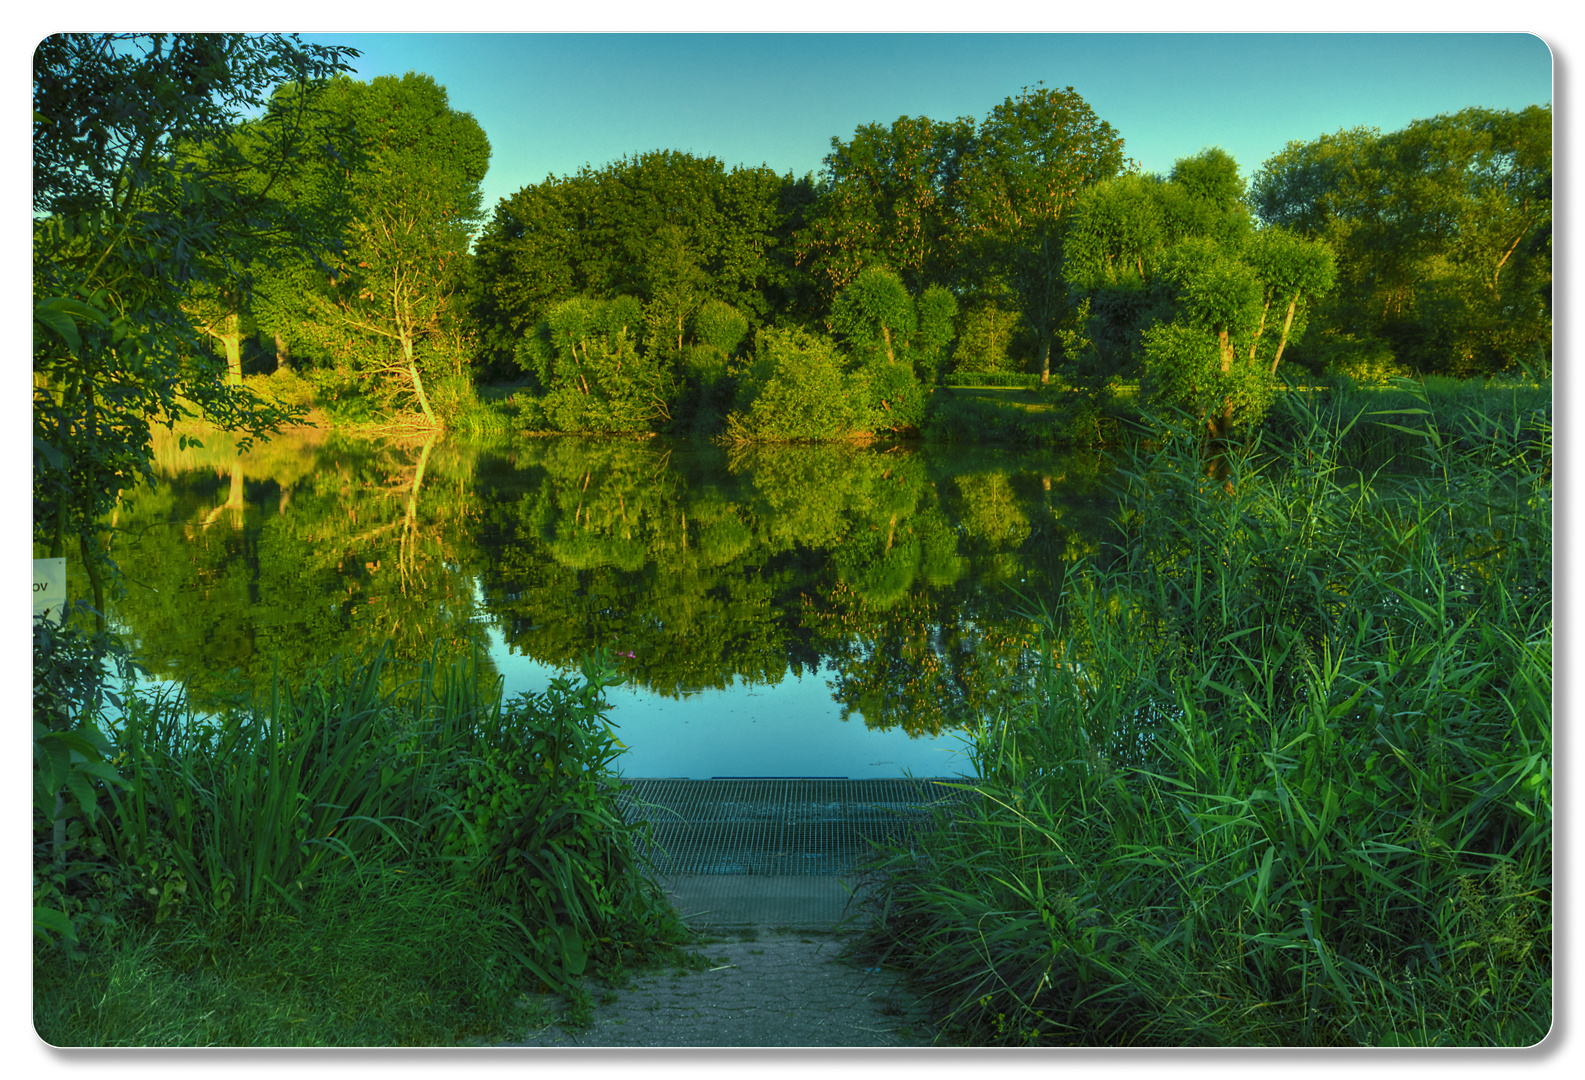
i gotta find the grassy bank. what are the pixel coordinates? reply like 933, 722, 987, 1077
858, 385, 1552, 1046
33, 639, 691, 1045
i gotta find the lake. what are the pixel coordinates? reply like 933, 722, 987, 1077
105, 427, 1119, 779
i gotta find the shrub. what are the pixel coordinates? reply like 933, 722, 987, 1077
44, 643, 684, 1000
527, 297, 674, 434
725, 326, 874, 442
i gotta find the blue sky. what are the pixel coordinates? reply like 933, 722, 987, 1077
296, 32, 1554, 220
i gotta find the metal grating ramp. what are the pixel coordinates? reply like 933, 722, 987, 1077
617, 777, 975, 877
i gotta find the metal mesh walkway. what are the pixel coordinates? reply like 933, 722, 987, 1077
618, 777, 975, 877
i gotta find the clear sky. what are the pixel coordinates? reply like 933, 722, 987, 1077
294, 32, 1554, 221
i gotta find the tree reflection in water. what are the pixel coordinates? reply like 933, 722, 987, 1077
110, 430, 1117, 746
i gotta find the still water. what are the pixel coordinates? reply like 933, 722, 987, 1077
105, 428, 1118, 779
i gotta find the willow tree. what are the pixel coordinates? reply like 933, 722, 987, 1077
1066, 149, 1336, 440
1250, 106, 1550, 377
828, 266, 957, 430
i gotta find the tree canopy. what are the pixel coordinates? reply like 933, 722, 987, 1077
1250, 105, 1551, 378
1065, 148, 1336, 437
33, 32, 358, 620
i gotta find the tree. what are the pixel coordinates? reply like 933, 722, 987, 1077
472, 152, 805, 375
294, 73, 490, 425
527, 296, 674, 434
795, 114, 976, 301
1066, 149, 1336, 439
33, 33, 357, 623
828, 266, 958, 431
1249, 106, 1551, 377
957, 84, 1128, 385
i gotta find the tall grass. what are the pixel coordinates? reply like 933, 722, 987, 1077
860, 383, 1551, 1046
1265, 374, 1551, 474
35, 643, 688, 1045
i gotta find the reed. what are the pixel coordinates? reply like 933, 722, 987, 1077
860, 382, 1551, 1046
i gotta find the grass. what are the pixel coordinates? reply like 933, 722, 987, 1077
35, 866, 547, 1046
923, 385, 1127, 448
859, 381, 1552, 1047
33, 642, 692, 1046
1265, 373, 1551, 474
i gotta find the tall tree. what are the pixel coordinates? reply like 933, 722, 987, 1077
957, 84, 1128, 385
33, 32, 357, 622
472, 152, 802, 376
296, 73, 490, 425
795, 114, 977, 301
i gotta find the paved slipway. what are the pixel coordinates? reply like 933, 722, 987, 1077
491, 874, 952, 1049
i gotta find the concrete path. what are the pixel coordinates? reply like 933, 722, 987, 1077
492, 873, 951, 1048
496, 931, 942, 1048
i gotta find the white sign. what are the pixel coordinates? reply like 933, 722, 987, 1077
33, 558, 66, 624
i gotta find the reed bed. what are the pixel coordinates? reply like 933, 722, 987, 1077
859, 382, 1551, 1046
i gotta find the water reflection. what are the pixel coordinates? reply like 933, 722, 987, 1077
109, 429, 1117, 775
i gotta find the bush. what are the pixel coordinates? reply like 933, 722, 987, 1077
862, 390, 1551, 1046
725, 326, 874, 442
243, 367, 316, 412
528, 297, 674, 434
865, 360, 927, 433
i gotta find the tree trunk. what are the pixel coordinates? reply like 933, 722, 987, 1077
1269, 291, 1301, 376
274, 332, 291, 372
403, 337, 437, 426
222, 311, 243, 387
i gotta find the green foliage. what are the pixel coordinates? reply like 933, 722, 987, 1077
726, 326, 875, 442
923, 390, 1113, 450
472, 150, 810, 372
528, 296, 674, 433
1066, 150, 1337, 437
34, 867, 551, 1047
36, 638, 685, 1029
950, 300, 1027, 374
286, 73, 491, 424
33, 33, 352, 611
433, 654, 687, 987
827, 267, 958, 431
861, 390, 1551, 1046
32, 618, 140, 949
957, 83, 1129, 382
1250, 106, 1551, 378
797, 113, 977, 300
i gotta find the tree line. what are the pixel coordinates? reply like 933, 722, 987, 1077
291, 72, 1553, 442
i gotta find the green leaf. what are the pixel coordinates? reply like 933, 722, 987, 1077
34, 905, 78, 944
33, 435, 67, 472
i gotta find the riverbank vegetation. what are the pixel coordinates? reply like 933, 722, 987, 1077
33, 34, 1550, 1048
857, 387, 1551, 1046
34, 35, 1546, 451
34, 635, 692, 1045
